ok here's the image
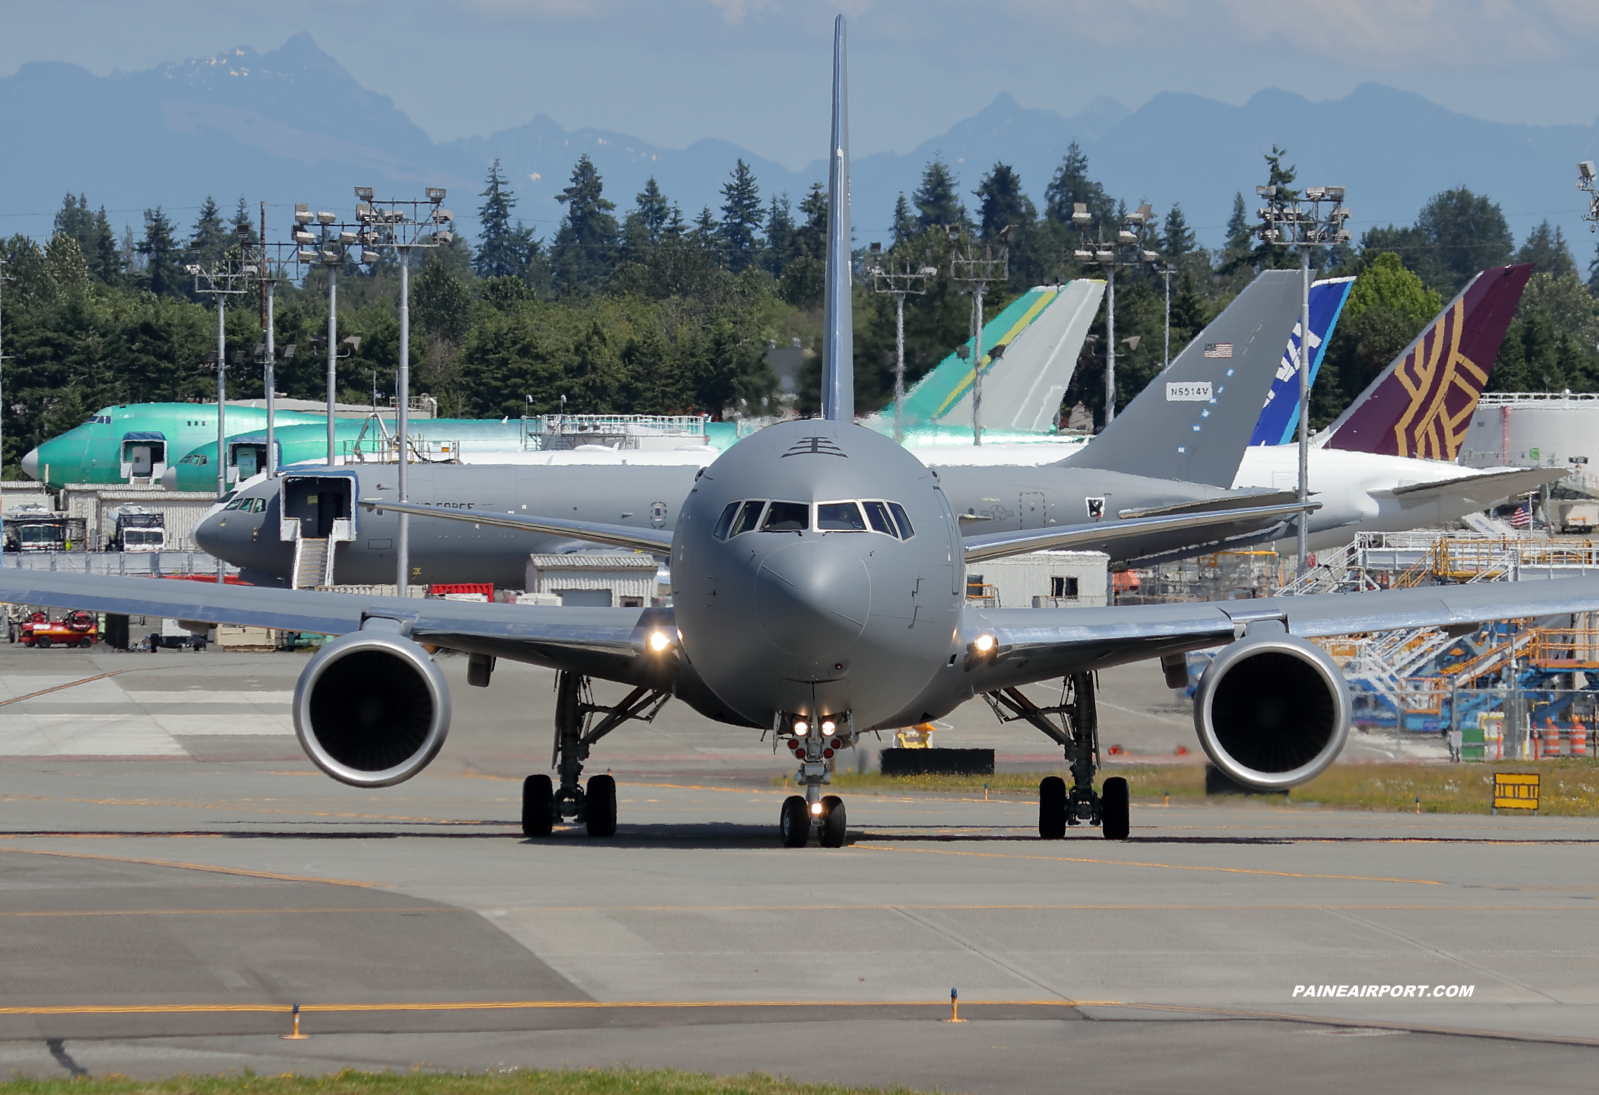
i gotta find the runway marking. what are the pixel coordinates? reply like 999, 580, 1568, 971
0, 666, 195, 707
57, 796, 508, 825
484, 902, 1592, 913
0, 998, 1595, 1047
0, 906, 442, 918
0, 846, 391, 888
851, 844, 1445, 885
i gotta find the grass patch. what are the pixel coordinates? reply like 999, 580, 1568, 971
779, 760, 1599, 815
0, 1068, 927, 1095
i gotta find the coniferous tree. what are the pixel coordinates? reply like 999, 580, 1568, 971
549, 154, 619, 292
763, 192, 794, 277
1517, 220, 1575, 279
53, 193, 119, 284
475, 159, 538, 280
1163, 203, 1196, 257
719, 159, 763, 274
975, 163, 1032, 240
891, 194, 917, 247
1224, 192, 1252, 254
230, 197, 257, 247
189, 196, 228, 265
1044, 142, 1113, 227
136, 207, 183, 297
691, 207, 721, 261
913, 158, 965, 230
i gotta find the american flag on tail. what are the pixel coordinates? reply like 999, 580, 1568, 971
1510, 501, 1532, 530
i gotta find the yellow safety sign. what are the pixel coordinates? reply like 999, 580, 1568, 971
1493, 772, 1540, 811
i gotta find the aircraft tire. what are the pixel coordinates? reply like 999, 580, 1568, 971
780, 795, 809, 847
819, 795, 847, 847
1039, 776, 1066, 839
1101, 777, 1130, 840
522, 774, 554, 838
585, 774, 617, 837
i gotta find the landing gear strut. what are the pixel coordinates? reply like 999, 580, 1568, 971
985, 672, 1129, 840
520, 671, 669, 839
775, 713, 853, 847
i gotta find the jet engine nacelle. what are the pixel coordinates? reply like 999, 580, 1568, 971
292, 631, 451, 787
1192, 632, 1350, 790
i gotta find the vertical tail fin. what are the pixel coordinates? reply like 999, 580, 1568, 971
1059, 269, 1302, 487
820, 15, 853, 422
1248, 276, 1355, 447
1321, 263, 1534, 459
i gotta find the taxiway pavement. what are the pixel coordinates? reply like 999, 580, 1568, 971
0, 648, 1589, 1093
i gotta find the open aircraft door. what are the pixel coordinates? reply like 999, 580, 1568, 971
227, 440, 276, 484
119, 432, 167, 484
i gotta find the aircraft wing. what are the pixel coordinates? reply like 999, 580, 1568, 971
962, 501, 1312, 564
1379, 467, 1568, 505
0, 570, 661, 680
361, 498, 674, 554
969, 576, 1599, 686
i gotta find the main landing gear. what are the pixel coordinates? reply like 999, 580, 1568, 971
521, 670, 669, 839
776, 713, 853, 847
985, 671, 1130, 841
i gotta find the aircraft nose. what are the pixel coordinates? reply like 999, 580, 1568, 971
160, 467, 177, 490
193, 511, 226, 558
755, 539, 871, 658
20, 448, 39, 481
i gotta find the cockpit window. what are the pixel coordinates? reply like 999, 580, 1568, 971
887, 502, 915, 540
224, 497, 246, 510
817, 501, 867, 531
731, 500, 764, 537
761, 501, 809, 532
713, 502, 740, 540
862, 501, 896, 537
181, 453, 208, 466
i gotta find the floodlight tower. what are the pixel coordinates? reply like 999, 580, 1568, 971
865, 241, 936, 443
1153, 259, 1179, 370
245, 230, 302, 480
949, 225, 1011, 446
352, 185, 454, 593
185, 226, 256, 502
291, 204, 371, 464
0, 254, 10, 544
1577, 161, 1599, 231
1255, 181, 1352, 575
1071, 202, 1160, 424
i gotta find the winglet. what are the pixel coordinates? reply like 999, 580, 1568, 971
820, 14, 853, 422
1320, 263, 1534, 459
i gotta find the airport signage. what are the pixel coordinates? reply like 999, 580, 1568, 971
1492, 772, 1539, 811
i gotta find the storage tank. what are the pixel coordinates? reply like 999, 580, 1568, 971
1460, 393, 1599, 483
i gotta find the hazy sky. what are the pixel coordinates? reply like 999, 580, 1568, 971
5, 1, 1598, 167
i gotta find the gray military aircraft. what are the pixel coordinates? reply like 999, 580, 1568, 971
6, 17, 1595, 847
195, 267, 1309, 588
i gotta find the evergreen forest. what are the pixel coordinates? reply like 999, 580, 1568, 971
4, 146, 1599, 476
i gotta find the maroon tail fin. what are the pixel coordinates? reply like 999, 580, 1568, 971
1322, 263, 1533, 459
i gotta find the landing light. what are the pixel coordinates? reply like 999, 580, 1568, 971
974, 634, 995, 653
810, 802, 824, 816
648, 631, 671, 652
794, 720, 809, 737
822, 719, 836, 733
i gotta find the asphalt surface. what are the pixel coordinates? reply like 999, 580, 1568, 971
0, 646, 1591, 1093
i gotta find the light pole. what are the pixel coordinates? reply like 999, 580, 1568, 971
0, 253, 9, 546
864, 241, 936, 443
353, 185, 453, 595
246, 232, 302, 480
950, 225, 1011, 446
1072, 202, 1160, 425
185, 227, 255, 502
291, 204, 370, 465
1255, 182, 1352, 575
1153, 260, 1178, 370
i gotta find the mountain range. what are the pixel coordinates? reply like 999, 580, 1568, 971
3, 32, 1598, 259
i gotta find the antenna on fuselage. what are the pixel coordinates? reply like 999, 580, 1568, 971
820, 14, 853, 423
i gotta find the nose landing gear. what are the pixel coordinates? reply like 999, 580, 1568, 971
986, 672, 1130, 840
521, 671, 669, 839
776, 713, 853, 847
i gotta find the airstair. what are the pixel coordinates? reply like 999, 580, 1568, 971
293, 537, 333, 590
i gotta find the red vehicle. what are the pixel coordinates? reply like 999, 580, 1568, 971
20, 610, 97, 649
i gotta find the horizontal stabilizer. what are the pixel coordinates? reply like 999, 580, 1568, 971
1378, 466, 1569, 504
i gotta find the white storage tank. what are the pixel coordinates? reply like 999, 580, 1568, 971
1461, 393, 1599, 483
